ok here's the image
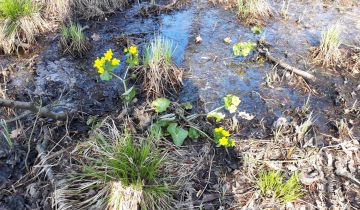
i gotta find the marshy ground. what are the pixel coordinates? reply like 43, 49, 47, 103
0, 0, 359, 209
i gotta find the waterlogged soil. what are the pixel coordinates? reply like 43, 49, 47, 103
1, 0, 360, 209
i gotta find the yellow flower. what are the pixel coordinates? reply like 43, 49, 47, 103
124, 48, 128, 53
221, 130, 230, 137
230, 139, 235, 147
214, 127, 224, 133
94, 57, 105, 69
219, 137, 229, 146
129, 46, 137, 55
111, 58, 120, 66
104, 49, 113, 61
97, 66, 105, 74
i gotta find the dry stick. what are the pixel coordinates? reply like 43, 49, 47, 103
0, 99, 70, 120
258, 47, 316, 81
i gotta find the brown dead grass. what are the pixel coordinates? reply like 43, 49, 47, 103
71, 0, 129, 19
0, 11, 47, 54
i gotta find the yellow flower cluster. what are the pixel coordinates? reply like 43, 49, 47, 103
214, 127, 235, 147
124, 46, 138, 56
94, 49, 120, 74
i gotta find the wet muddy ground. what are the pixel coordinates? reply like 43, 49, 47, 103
1, 0, 360, 209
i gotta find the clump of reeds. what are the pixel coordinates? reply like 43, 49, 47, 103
138, 36, 183, 100
59, 22, 90, 57
236, 0, 272, 25
312, 24, 342, 67
53, 120, 172, 210
0, 0, 47, 54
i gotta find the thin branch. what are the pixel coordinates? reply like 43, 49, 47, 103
258, 47, 316, 81
0, 99, 71, 120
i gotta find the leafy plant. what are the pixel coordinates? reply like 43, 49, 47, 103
124, 45, 139, 68
188, 128, 200, 140
94, 48, 136, 103
223, 94, 241, 113
251, 26, 262, 34
213, 127, 235, 147
258, 170, 303, 203
233, 41, 257, 57
167, 123, 188, 146
151, 98, 171, 113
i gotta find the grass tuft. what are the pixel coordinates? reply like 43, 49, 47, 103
60, 22, 89, 57
0, 0, 47, 54
0, 119, 13, 149
138, 36, 183, 100
53, 120, 172, 210
258, 170, 303, 203
236, 0, 272, 25
312, 24, 342, 67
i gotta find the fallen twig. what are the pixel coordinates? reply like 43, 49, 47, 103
258, 47, 316, 81
0, 99, 71, 120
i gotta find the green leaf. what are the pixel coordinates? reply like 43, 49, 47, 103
100, 71, 112, 81
251, 26, 262, 34
151, 98, 171, 113
232, 41, 257, 57
149, 123, 163, 139
223, 94, 241, 113
167, 123, 188, 146
188, 128, 200, 139
181, 102, 193, 110
207, 111, 225, 122
122, 86, 136, 103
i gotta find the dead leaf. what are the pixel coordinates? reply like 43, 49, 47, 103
195, 35, 202, 44
91, 33, 101, 41
10, 128, 22, 138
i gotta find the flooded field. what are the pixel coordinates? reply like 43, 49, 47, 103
0, 0, 359, 209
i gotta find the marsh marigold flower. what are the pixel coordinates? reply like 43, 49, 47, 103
111, 58, 120, 66
129, 46, 137, 55
104, 49, 113, 61
219, 137, 229, 146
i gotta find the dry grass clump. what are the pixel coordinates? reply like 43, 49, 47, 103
236, 0, 272, 25
312, 24, 342, 67
53, 119, 173, 210
208, 0, 237, 10
139, 36, 183, 100
0, 0, 47, 54
71, 0, 129, 19
59, 22, 90, 57
40, 0, 70, 21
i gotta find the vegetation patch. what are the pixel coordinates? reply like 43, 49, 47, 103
258, 170, 303, 203
60, 22, 90, 57
137, 36, 183, 100
0, 0, 47, 54
312, 24, 342, 67
53, 120, 173, 210
236, 0, 272, 25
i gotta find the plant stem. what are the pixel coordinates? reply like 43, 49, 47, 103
207, 106, 225, 114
